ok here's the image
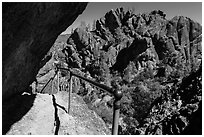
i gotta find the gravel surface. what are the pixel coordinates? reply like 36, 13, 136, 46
4, 91, 110, 135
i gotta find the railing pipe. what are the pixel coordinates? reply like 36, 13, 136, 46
112, 90, 123, 135
52, 76, 54, 94
56, 67, 123, 135
57, 67, 113, 94
57, 70, 60, 93
112, 102, 120, 135
39, 71, 57, 94
68, 74, 72, 114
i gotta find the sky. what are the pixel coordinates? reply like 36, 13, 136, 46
62, 2, 202, 34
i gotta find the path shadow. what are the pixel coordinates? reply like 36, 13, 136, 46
2, 93, 36, 134
52, 94, 68, 135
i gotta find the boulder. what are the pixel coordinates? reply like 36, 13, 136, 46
2, 2, 87, 100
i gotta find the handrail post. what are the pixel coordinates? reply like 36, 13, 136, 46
68, 72, 73, 114
112, 90, 123, 135
56, 67, 124, 134
51, 76, 54, 94
57, 70, 60, 93
52, 70, 56, 94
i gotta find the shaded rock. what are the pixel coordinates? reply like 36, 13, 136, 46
166, 16, 202, 69
51, 7, 202, 135
2, 2, 87, 100
105, 9, 122, 31
139, 65, 202, 135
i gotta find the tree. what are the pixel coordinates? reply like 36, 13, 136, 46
98, 51, 111, 86
123, 61, 137, 83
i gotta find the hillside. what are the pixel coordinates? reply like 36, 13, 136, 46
3, 7, 202, 135
44, 8, 201, 135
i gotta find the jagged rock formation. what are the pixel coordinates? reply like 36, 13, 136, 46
66, 9, 201, 74
4, 5, 201, 135
2, 2, 87, 100
57, 8, 201, 135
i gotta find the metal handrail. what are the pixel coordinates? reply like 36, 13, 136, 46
57, 67, 113, 94
56, 67, 123, 135
39, 71, 58, 94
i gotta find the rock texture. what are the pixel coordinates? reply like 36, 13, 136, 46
138, 65, 202, 135
4, 91, 110, 135
57, 8, 201, 135
2, 2, 87, 100
65, 9, 201, 74
5, 7, 201, 135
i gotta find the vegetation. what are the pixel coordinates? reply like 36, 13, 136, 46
52, 8, 202, 134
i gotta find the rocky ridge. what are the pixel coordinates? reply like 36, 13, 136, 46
54, 8, 202, 135
66, 8, 201, 75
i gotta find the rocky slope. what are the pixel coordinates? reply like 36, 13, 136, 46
130, 65, 202, 135
2, 2, 87, 101
50, 8, 202, 135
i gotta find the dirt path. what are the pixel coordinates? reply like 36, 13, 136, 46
5, 91, 110, 135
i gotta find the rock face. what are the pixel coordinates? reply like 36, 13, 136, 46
9, 7, 201, 135
58, 8, 201, 135
65, 9, 201, 74
2, 2, 87, 100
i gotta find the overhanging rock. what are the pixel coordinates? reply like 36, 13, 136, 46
2, 2, 88, 100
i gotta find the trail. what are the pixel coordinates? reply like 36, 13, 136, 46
5, 91, 110, 135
